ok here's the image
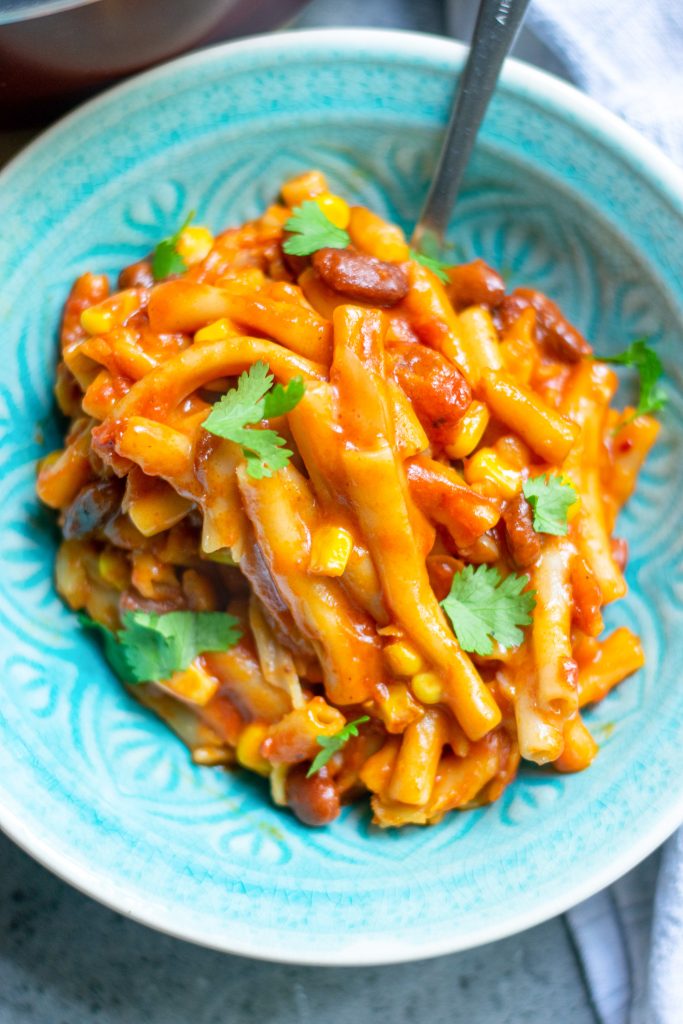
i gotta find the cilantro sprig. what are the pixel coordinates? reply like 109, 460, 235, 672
409, 248, 451, 283
282, 200, 455, 287
522, 474, 577, 536
441, 565, 536, 656
307, 716, 370, 777
202, 362, 304, 479
283, 201, 351, 256
152, 210, 195, 280
600, 338, 667, 421
80, 609, 241, 683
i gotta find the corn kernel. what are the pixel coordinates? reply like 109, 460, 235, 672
309, 524, 353, 577
80, 290, 141, 335
281, 169, 328, 207
385, 640, 425, 677
443, 401, 490, 460
176, 225, 214, 266
160, 661, 219, 707
237, 722, 271, 776
411, 671, 443, 705
98, 549, 130, 591
194, 317, 239, 344
567, 498, 581, 521
81, 307, 115, 336
314, 191, 351, 229
464, 448, 521, 500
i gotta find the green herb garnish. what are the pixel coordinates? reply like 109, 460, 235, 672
522, 474, 578, 536
409, 248, 451, 283
152, 210, 195, 280
202, 361, 304, 479
601, 338, 667, 421
80, 609, 241, 683
307, 716, 370, 777
282, 201, 351, 256
441, 565, 536, 657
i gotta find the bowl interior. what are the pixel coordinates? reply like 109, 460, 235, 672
1, 31, 682, 964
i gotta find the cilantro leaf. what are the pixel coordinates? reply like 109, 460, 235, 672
152, 239, 187, 280
79, 609, 241, 683
409, 247, 451, 283
283, 201, 350, 256
307, 716, 370, 777
601, 338, 667, 420
262, 376, 305, 419
152, 210, 195, 281
203, 362, 273, 435
522, 474, 578, 536
441, 565, 536, 656
202, 362, 303, 478
119, 610, 240, 682
241, 434, 293, 480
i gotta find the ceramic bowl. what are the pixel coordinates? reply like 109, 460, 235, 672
1, 29, 682, 964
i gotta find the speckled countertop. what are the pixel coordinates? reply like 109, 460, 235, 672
0, 2, 598, 1021
0, 834, 597, 1024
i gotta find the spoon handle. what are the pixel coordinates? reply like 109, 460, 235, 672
412, 0, 531, 249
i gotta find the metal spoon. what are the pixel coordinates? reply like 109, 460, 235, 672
412, 0, 532, 252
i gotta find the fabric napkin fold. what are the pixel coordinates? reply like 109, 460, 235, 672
528, 0, 683, 165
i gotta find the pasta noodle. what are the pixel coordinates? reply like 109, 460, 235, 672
36, 171, 659, 827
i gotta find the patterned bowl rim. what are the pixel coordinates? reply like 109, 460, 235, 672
2, 28, 683, 964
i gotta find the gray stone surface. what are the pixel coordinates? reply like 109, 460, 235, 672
0, 833, 597, 1024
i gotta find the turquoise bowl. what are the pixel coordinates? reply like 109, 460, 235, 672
1, 29, 682, 964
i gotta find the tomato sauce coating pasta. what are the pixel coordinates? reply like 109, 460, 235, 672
37, 171, 657, 827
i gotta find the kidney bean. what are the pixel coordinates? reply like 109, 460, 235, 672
494, 293, 526, 332
502, 494, 542, 568
286, 764, 341, 827
496, 288, 590, 362
312, 247, 409, 306
447, 259, 505, 310
62, 479, 123, 540
118, 259, 154, 289
518, 288, 591, 361
388, 342, 471, 444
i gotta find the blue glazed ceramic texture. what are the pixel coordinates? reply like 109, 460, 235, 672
1, 31, 682, 963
